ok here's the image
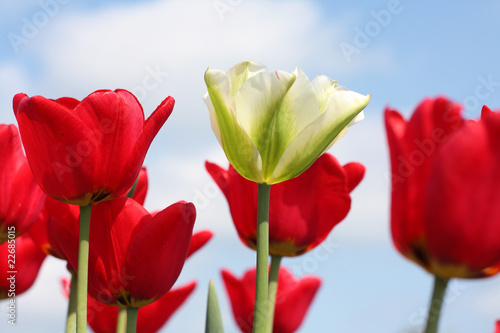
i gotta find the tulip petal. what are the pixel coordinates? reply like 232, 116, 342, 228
269, 91, 370, 183
14, 94, 95, 203
343, 162, 366, 192
204, 68, 263, 182
131, 167, 148, 206
226, 61, 267, 96
385, 98, 464, 269
187, 230, 213, 258
275, 271, 321, 333
425, 114, 500, 277
234, 70, 297, 179
205, 161, 231, 197
138, 281, 197, 332
0, 233, 46, 299
125, 201, 196, 306
258, 68, 319, 179
221, 269, 254, 332
75, 90, 145, 197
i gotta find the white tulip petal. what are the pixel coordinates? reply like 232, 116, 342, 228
203, 92, 223, 145
227, 61, 267, 97
257, 67, 319, 180
204, 68, 263, 182
234, 70, 295, 153
269, 91, 370, 183
323, 110, 365, 151
311, 75, 338, 114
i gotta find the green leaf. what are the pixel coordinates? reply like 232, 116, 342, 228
205, 280, 225, 333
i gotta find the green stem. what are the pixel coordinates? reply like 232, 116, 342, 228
266, 255, 282, 333
253, 183, 271, 333
126, 307, 139, 333
424, 275, 449, 333
116, 308, 127, 333
65, 270, 78, 333
77, 205, 92, 333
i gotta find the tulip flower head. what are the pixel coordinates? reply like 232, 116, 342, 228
13, 90, 174, 206
385, 98, 500, 278
0, 124, 46, 243
206, 153, 364, 256
222, 266, 321, 333
51, 197, 196, 308
204, 61, 370, 184
86, 230, 211, 332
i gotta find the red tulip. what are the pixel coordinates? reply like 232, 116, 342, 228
87, 281, 196, 333
52, 197, 196, 307
0, 232, 46, 299
13, 90, 174, 206
495, 320, 500, 333
206, 153, 364, 256
0, 124, 46, 243
221, 266, 321, 333
83, 230, 211, 332
385, 97, 500, 278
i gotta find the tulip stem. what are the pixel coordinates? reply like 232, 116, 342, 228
126, 307, 139, 333
65, 270, 77, 333
424, 275, 449, 333
266, 255, 282, 333
253, 183, 271, 333
77, 205, 92, 333
116, 308, 127, 333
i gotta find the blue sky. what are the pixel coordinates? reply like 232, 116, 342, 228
1, 0, 500, 332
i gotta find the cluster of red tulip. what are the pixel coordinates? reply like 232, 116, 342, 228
1, 79, 500, 332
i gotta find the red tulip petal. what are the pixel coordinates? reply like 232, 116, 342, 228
0, 233, 46, 299
187, 230, 213, 258
55, 97, 80, 109
205, 161, 230, 197
76, 90, 146, 199
87, 294, 119, 333
274, 268, 321, 333
221, 269, 255, 333
130, 96, 174, 176
0, 124, 45, 241
268, 153, 354, 255
14, 93, 97, 203
425, 113, 500, 277
385, 98, 465, 268
132, 167, 148, 206
125, 201, 195, 306
87, 198, 147, 305
137, 281, 197, 332
343, 162, 365, 192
